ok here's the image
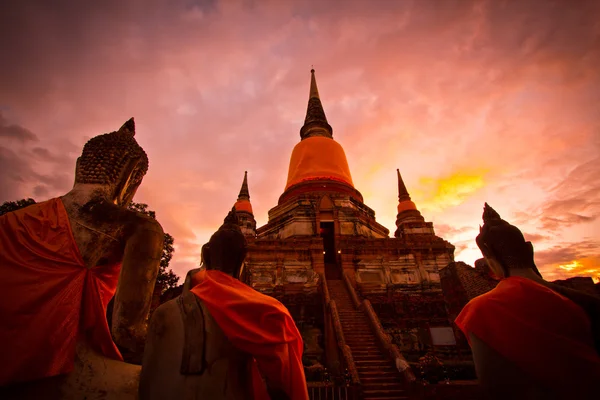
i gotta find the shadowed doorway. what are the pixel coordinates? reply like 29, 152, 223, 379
320, 221, 340, 279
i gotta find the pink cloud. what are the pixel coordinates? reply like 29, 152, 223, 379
1, 0, 599, 279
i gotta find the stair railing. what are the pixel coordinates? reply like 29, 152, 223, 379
342, 271, 361, 310
362, 299, 416, 385
320, 274, 361, 389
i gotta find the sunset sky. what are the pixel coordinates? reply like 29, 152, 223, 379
1, 0, 598, 283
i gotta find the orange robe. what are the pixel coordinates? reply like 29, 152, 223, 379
455, 276, 600, 394
190, 269, 309, 400
0, 198, 122, 386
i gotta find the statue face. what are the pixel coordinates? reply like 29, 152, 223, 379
113, 160, 144, 208
477, 240, 505, 280
483, 255, 506, 280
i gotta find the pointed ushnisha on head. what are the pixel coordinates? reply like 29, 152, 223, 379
205, 206, 247, 275
482, 202, 503, 225
476, 202, 540, 275
118, 118, 136, 136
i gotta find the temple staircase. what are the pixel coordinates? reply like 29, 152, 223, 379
327, 280, 409, 400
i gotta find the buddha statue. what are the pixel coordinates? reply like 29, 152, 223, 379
140, 209, 308, 400
0, 118, 164, 399
454, 203, 600, 399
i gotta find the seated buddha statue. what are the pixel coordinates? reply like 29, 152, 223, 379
0, 119, 164, 399
140, 209, 308, 400
455, 203, 600, 400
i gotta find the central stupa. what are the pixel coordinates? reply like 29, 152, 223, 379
230, 69, 459, 387
259, 69, 388, 241
284, 69, 355, 195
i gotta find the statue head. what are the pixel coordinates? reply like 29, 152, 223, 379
74, 118, 149, 207
202, 207, 247, 278
475, 203, 542, 279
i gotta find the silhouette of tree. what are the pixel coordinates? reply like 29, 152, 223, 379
0, 198, 36, 216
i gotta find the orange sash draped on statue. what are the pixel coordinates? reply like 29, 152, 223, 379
190, 269, 309, 400
455, 276, 600, 392
0, 198, 123, 386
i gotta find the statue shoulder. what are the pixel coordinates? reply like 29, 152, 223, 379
127, 210, 164, 236
148, 298, 180, 335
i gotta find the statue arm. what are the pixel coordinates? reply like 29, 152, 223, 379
112, 217, 164, 352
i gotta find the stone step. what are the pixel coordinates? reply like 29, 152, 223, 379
345, 339, 378, 344
362, 382, 405, 390
346, 340, 378, 345
357, 367, 397, 373
351, 349, 382, 354
363, 389, 407, 398
352, 354, 381, 364
344, 333, 373, 337
362, 381, 404, 387
361, 376, 403, 384
354, 359, 392, 365
347, 344, 379, 348
357, 368, 398, 380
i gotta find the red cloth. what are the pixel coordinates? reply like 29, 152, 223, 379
455, 276, 600, 392
0, 198, 122, 386
190, 269, 308, 400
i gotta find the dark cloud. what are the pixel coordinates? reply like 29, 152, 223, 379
535, 240, 600, 267
0, 113, 38, 142
33, 185, 50, 198
538, 158, 600, 231
0, 114, 74, 201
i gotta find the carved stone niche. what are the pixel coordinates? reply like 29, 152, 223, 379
248, 263, 277, 290
390, 268, 420, 285
355, 267, 387, 295
282, 262, 314, 284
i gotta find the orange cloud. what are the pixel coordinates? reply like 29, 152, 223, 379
413, 169, 488, 212
541, 257, 600, 284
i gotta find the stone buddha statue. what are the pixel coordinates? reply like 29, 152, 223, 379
140, 211, 255, 400
0, 119, 164, 399
140, 210, 307, 400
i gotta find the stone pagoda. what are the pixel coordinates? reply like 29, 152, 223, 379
232, 70, 474, 396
